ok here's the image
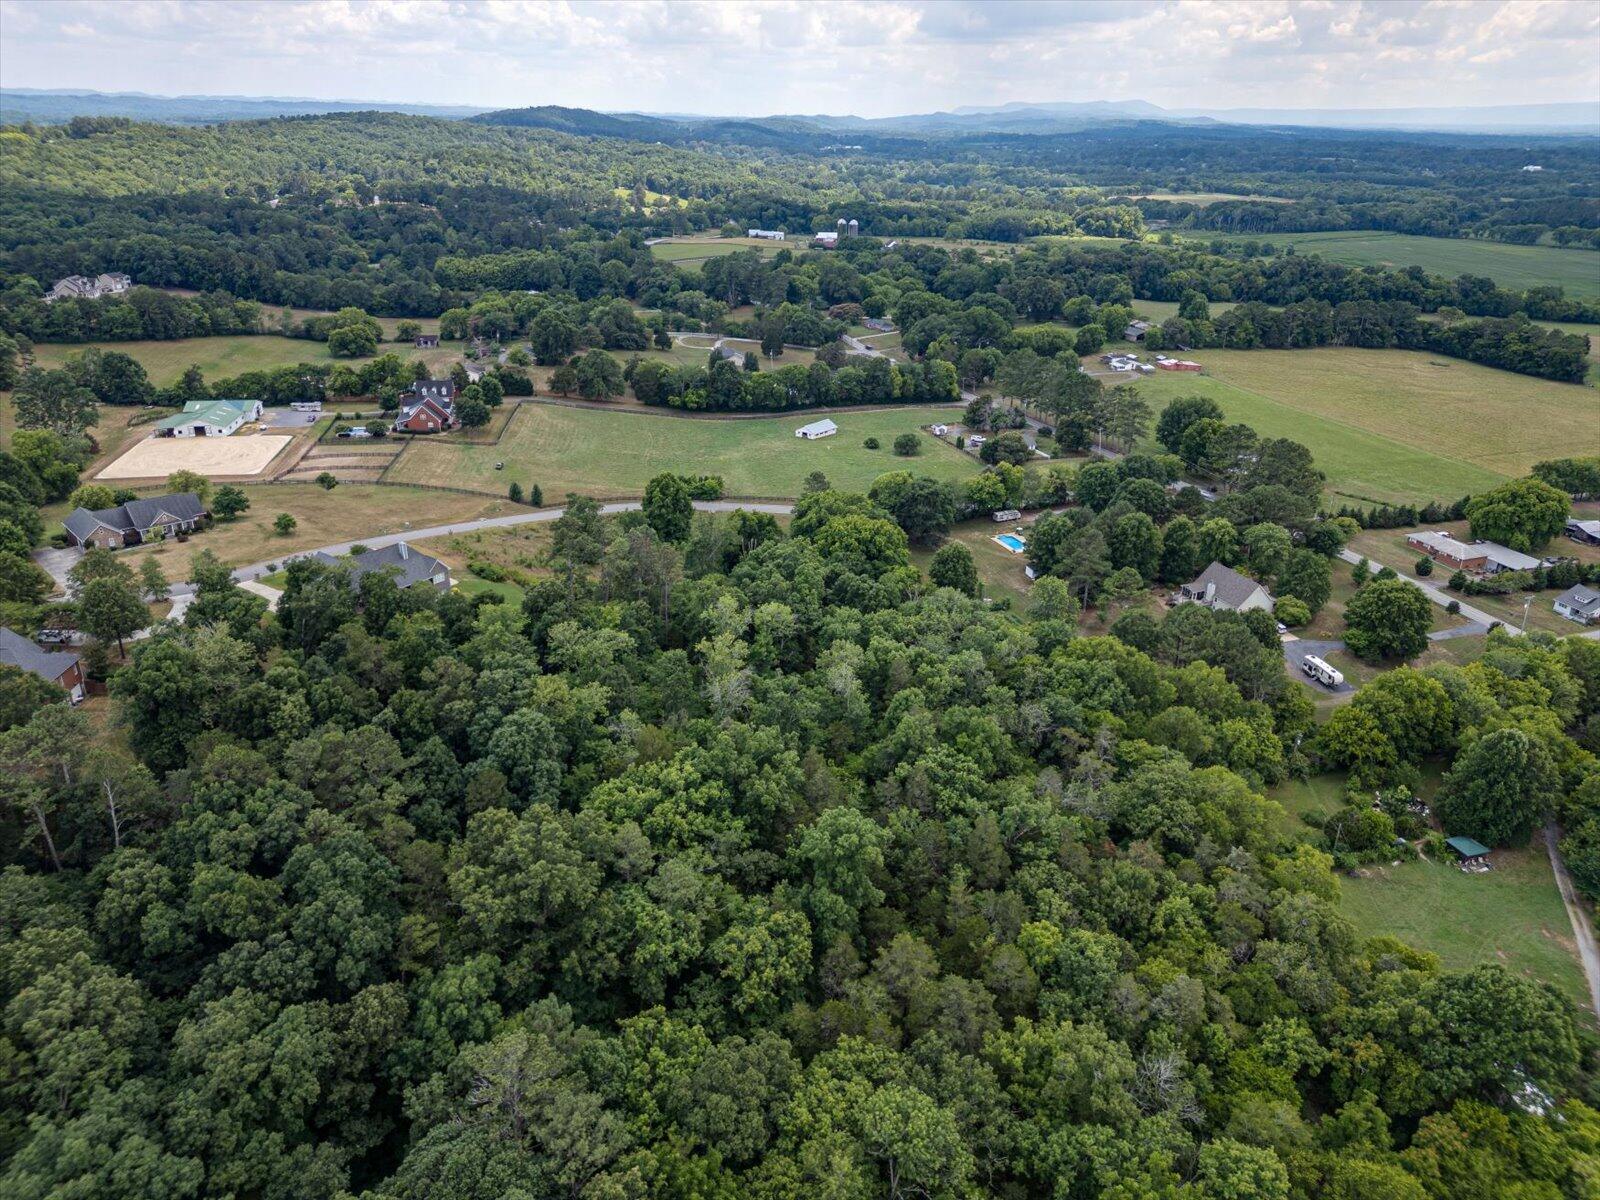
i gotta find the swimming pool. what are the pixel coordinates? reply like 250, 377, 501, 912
994, 534, 1026, 553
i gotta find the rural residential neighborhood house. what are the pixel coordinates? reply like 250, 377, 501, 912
154, 398, 263, 438
1407, 531, 1542, 574
63, 491, 208, 549
1180, 561, 1274, 614
795, 418, 838, 440
312, 542, 450, 591
0, 627, 85, 703
45, 272, 132, 303
1554, 585, 1600, 626
396, 380, 459, 433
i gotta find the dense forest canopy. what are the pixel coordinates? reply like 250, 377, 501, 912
2, 479, 1599, 1199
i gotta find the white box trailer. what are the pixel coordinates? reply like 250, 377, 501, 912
1302, 654, 1344, 687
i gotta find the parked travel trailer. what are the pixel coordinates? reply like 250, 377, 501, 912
1301, 655, 1344, 688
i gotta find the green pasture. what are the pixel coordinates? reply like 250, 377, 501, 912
387, 402, 977, 498
29, 333, 463, 387
1125, 347, 1596, 505
1179, 230, 1600, 299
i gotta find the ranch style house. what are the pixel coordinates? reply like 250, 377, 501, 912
63, 491, 208, 549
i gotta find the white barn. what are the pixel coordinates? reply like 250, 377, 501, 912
153, 398, 263, 438
795, 418, 838, 440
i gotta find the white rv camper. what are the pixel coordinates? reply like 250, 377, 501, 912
1301, 655, 1344, 688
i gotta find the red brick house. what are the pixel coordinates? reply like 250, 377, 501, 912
396, 380, 458, 434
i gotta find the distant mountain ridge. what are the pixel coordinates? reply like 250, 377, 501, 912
0, 88, 491, 125
4, 87, 1595, 137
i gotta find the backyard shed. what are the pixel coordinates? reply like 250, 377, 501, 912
1445, 836, 1491, 863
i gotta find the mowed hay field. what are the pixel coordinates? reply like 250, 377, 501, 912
30, 334, 464, 387
1192, 230, 1600, 299
1125, 348, 1598, 504
649, 237, 797, 270
387, 403, 978, 498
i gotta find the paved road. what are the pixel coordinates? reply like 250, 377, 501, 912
164, 499, 798, 594
1336, 547, 1510, 631
1544, 819, 1600, 1023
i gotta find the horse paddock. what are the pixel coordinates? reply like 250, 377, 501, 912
96, 434, 293, 480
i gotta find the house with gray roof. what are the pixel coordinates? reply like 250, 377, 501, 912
311, 541, 450, 592
63, 492, 208, 550
1554, 585, 1600, 626
0, 627, 85, 703
1179, 561, 1274, 614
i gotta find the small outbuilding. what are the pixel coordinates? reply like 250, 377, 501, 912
795, 418, 838, 440
415, 334, 440, 348
1445, 835, 1491, 863
1564, 518, 1600, 546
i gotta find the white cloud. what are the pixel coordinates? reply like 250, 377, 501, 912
0, 0, 1593, 115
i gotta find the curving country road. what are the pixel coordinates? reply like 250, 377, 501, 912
184, 499, 798, 593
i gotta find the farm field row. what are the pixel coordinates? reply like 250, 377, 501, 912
1121, 347, 1595, 505
386, 403, 975, 499
1177, 230, 1600, 299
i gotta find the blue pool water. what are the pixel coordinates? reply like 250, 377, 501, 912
994, 534, 1026, 552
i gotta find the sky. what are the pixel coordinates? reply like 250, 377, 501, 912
1, 0, 1596, 118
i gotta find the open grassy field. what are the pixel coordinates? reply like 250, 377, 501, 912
1118, 347, 1597, 505
1129, 192, 1293, 205
1342, 843, 1589, 1011
649, 237, 797, 269
387, 403, 976, 499
29, 334, 465, 387
1180, 230, 1600, 299
1128, 298, 1239, 324
44, 484, 519, 582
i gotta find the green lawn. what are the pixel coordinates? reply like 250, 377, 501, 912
29, 334, 463, 387
1178, 230, 1600, 299
387, 403, 977, 499
1121, 347, 1598, 505
911, 519, 1037, 612
1341, 846, 1590, 1011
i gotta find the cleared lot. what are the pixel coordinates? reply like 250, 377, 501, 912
97, 434, 292, 480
